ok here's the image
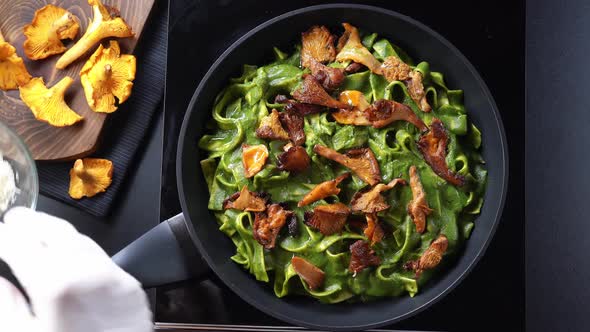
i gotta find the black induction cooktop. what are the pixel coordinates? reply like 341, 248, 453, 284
157, 1, 524, 330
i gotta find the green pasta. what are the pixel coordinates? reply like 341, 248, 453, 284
199, 29, 486, 303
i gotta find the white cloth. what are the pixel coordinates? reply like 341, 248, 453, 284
0, 207, 153, 332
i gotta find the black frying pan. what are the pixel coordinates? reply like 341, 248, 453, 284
113, 4, 508, 330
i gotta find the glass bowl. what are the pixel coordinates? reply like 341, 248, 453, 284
0, 121, 38, 215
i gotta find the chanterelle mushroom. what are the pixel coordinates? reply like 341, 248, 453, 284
365, 99, 427, 131
223, 186, 269, 212
305, 202, 351, 236
277, 145, 310, 173
313, 145, 382, 186
364, 214, 384, 246
253, 203, 293, 249
23, 5, 80, 60
292, 75, 350, 109
56, 0, 133, 69
417, 119, 465, 186
80, 40, 136, 113
404, 234, 448, 278
0, 36, 31, 90
336, 23, 382, 74
256, 109, 290, 141
68, 158, 113, 199
350, 178, 406, 214
19, 77, 83, 127
300, 26, 344, 91
298, 172, 350, 207
278, 108, 305, 146
380, 56, 411, 82
331, 90, 372, 126
291, 256, 325, 290
407, 165, 432, 233
242, 144, 269, 178
407, 70, 432, 113
301, 25, 336, 68
349, 240, 380, 274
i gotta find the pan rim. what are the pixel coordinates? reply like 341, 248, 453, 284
177, 3, 509, 330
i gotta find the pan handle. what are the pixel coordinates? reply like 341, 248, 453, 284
112, 213, 210, 288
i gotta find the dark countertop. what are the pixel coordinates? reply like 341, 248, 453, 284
526, 0, 590, 331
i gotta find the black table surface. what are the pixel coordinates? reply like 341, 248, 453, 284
526, 1, 590, 331
159, 0, 525, 331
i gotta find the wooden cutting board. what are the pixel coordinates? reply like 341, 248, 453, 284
0, 0, 155, 161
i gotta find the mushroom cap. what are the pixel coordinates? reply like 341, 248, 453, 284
19, 77, 83, 127
23, 4, 80, 60
222, 186, 269, 212
332, 90, 372, 126
0, 41, 32, 90
291, 256, 325, 290
55, 0, 134, 69
80, 40, 136, 113
68, 158, 114, 199
336, 23, 382, 74
256, 109, 290, 141
301, 25, 336, 68
242, 144, 269, 178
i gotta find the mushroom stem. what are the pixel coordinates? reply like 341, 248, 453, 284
104, 64, 112, 77
51, 76, 74, 95
73, 159, 93, 183
73, 159, 85, 176
56, 30, 101, 69
55, 1, 133, 69
52, 13, 73, 30
0, 30, 4, 42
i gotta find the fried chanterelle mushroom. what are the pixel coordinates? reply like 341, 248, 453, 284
407, 165, 433, 234
80, 40, 136, 113
404, 234, 448, 278
275, 94, 324, 116
298, 172, 350, 207
350, 178, 406, 214
417, 119, 465, 186
68, 158, 113, 199
223, 186, 269, 212
313, 145, 382, 186
19, 77, 83, 127
407, 70, 432, 113
364, 214, 384, 246
301, 25, 336, 67
291, 256, 325, 290
256, 109, 290, 141
305, 202, 351, 235
23, 5, 80, 60
278, 108, 306, 146
0, 34, 31, 90
336, 23, 382, 74
331, 90, 371, 126
380, 56, 411, 82
349, 240, 381, 274
365, 99, 427, 131
242, 144, 269, 178
300, 26, 344, 91
56, 0, 133, 69
278, 145, 310, 173
292, 75, 350, 109
253, 203, 293, 249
